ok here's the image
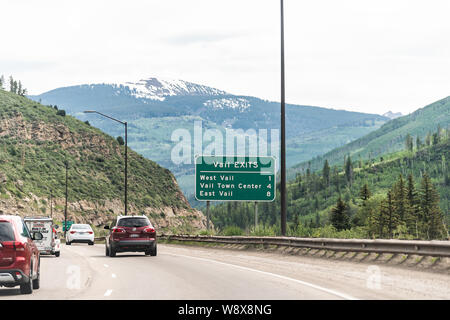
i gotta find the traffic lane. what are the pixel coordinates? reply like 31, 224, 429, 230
0, 246, 94, 300
64, 244, 350, 300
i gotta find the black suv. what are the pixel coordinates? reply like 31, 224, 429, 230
104, 215, 157, 257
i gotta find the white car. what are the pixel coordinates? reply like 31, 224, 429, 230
66, 224, 95, 245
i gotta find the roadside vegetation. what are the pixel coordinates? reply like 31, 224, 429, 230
209, 127, 450, 240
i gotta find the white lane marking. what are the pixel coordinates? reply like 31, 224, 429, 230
111, 273, 117, 279
104, 289, 113, 297
104, 264, 109, 268
163, 252, 358, 300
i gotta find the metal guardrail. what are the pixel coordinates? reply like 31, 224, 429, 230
159, 234, 450, 257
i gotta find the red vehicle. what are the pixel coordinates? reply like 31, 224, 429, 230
0, 215, 43, 294
104, 215, 157, 257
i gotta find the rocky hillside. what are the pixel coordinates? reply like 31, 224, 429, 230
0, 89, 207, 232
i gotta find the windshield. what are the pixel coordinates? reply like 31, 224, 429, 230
0, 222, 15, 241
117, 217, 151, 227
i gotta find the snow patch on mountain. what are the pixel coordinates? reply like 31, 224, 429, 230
382, 111, 403, 119
203, 98, 251, 112
113, 77, 227, 101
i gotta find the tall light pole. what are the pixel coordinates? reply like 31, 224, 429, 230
84, 110, 128, 216
64, 161, 68, 238
280, 0, 287, 236
50, 189, 53, 219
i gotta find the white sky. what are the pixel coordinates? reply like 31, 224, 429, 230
1, 0, 449, 115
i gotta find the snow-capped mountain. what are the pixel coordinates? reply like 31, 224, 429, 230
382, 111, 403, 119
114, 77, 227, 101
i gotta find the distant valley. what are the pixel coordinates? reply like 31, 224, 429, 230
30, 77, 388, 204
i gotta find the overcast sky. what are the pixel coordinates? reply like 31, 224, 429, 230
1, 0, 449, 115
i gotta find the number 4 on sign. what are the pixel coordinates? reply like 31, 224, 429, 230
267, 184, 271, 189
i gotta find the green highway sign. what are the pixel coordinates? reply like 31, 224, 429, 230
195, 155, 276, 202
63, 220, 74, 231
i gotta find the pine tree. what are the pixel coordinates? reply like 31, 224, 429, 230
9, 76, 14, 93
405, 134, 414, 152
406, 174, 419, 238
332, 166, 340, 193
384, 191, 397, 238
392, 174, 407, 222
425, 132, 432, 146
360, 183, 371, 201
374, 200, 388, 238
416, 136, 422, 150
12, 80, 18, 94
345, 155, 353, 186
419, 173, 445, 239
330, 197, 350, 231
17, 81, 22, 96
323, 159, 330, 187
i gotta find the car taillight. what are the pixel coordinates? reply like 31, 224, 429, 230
70, 231, 76, 234
1, 241, 25, 251
112, 227, 125, 233
88, 231, 93, 234
143, 227, 155, 233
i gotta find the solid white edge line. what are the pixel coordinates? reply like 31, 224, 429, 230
163, 252, 359, 300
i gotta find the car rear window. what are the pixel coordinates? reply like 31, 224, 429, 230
117, 217, 150, 227
72, 225, 91, 230
0, 222, 15, 241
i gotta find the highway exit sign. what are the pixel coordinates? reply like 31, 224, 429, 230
195, 155, 276, 202
63, 220, 74, 231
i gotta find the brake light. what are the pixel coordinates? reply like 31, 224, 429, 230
1, 241, 25, 251
88, 231, 93, 234
70, 231, 76, 234
15, 242, 25, 251
143, 227, 155, 233
112, 227, 125, 233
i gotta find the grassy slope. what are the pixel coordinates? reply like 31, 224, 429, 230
0, 89, 189, 211
289, 96, 450, 176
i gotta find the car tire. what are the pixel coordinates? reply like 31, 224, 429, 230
66, 241, 71, 245
32, 261, 40, 290
109, 246, 116, 257
105, 245, 110, 256
55, 251, 60, 257
150, 245, 157, 257
89, 241, 94, 246
20, 268, 33, 294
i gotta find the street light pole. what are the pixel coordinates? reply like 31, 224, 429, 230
84, 110, 128, 216
64, 162, 68, 238
280, 0, 287, 236
50, 190, 53, 219
124, 121, 128, 216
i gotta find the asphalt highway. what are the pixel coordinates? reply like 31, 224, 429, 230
1, 243, 449, 300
